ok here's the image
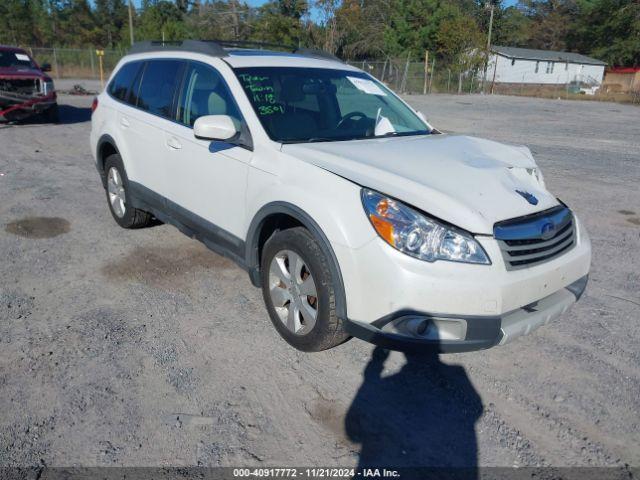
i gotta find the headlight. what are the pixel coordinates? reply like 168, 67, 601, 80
43, 80, 55, 95
361, 188, 490, 265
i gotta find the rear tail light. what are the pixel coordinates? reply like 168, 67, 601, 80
91, 97, 98, 114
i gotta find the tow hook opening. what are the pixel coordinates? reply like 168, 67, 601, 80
381, 315, 468, 341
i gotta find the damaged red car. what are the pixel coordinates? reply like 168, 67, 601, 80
0, 45, 58, 122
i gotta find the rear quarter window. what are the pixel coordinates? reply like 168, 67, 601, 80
108, 62, 142, 103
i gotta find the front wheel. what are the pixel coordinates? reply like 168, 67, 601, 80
261, 227, 350, 352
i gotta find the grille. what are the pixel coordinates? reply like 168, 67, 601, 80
494, 206, 575, 270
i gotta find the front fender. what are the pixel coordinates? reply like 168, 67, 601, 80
243, 157, 377, 320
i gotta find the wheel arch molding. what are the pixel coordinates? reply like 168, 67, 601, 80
245, 201, 348, 320
96, 134, 119, 185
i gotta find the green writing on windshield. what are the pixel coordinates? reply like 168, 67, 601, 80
238, 73, 284, 116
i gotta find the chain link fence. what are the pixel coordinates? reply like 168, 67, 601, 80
24, 47, 123, 80
23, 48, 485, 94
345, 59, 483, 95
33, 48, 631, 102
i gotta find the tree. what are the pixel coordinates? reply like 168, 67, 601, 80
334, 0, 389, 58
568, 0, 640, 66
137, 0, 187, 40
518, 0, 577, 50
251, 0, 310, 45
94, 0, 128, 47
0, 0, 637, 69
57, 0, 101, 46
314, 0, 340, 53
435, 12, 485, 73
187, 0, 253, 41
493, 5, 533, 47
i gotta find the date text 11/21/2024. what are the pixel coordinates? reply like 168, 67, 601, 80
232, 468, 400, 477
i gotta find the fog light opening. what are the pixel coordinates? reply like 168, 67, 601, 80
382, 315, 467, 341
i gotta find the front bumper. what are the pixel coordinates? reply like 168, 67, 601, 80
345, 274, 588, 353
334, 212, 591, 352
0, 92, 56, 121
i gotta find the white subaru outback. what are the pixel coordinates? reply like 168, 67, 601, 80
90, 40, 591, 353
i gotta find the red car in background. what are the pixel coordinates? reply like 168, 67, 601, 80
0, 45, 58, 122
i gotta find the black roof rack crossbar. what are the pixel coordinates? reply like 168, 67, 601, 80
128, 39, 342, 63
129, 40, 226, 57
212, 39, 294, 51
294, 48, 340, 62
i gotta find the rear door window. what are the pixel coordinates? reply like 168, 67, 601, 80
108, 62, 142, 103
137, 60, 185, 119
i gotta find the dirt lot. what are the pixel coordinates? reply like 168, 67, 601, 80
1, 92, 639, 470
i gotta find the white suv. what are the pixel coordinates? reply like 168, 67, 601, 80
90, 40, 591, 353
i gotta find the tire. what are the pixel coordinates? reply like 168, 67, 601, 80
260, 227, 350, 352
42, 104, 59, 123
103, 154, 153, 229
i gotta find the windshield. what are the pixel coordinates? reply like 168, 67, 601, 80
0, 51, 36, 69
234, 67, 430, 143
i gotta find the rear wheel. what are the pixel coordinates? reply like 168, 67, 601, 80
261, 227, 350, 352
104, 154, 153, 229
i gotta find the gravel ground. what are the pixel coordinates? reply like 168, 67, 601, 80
0, 92, 639, 470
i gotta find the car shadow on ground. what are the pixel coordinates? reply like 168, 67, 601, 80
1, 105, 91, 127
345, 347, 482, 478
57, 105, 91, 124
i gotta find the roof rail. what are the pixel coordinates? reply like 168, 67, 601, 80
212, 39, 293, 51
129, 40, 226, 57
128, 39, 342, 63
294, 48, 340, 62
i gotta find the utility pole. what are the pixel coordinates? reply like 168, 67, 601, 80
231, 0, 240, 40
482, 1, 495, 93
128, 0, 135, 46
423, 51, 429, 95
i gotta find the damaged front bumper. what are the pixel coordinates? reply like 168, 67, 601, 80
344, 275, 589, 353
0, 78, 56, 121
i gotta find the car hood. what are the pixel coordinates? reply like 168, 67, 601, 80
281, 134, 559, 234
0, 66, 46, 79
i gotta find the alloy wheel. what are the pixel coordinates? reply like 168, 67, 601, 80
107, 167, 126, 218
268, 249, 318, 335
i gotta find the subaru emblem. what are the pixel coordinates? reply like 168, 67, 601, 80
540, 221, 556, 240
515, 189, 538, 205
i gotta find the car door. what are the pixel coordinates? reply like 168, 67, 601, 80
121, 59, 185, 199
108, 60, 147, 181
162, 60, 251, 242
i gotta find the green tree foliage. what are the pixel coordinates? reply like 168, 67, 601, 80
137, 0, 188, 40
568, 0, 640, 66
251, 0, 310, 45
435, 13, 485, 72
94, 0, 129, 47
493, 6, 533, 47
186, 0, 253, 41
0, 0, 637, 67
518, 0, 577, 50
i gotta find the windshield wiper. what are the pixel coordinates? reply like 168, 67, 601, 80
374, 130, 430, 138
282, 136, 359, 144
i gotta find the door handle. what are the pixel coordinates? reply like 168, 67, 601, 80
166, 137, 182, 150
120, 117, 130, 128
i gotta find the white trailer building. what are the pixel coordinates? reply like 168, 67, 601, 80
485, 46, 606, 86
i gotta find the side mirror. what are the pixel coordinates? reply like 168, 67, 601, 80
41, 63, 52, 72
193, 115, 238, 141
